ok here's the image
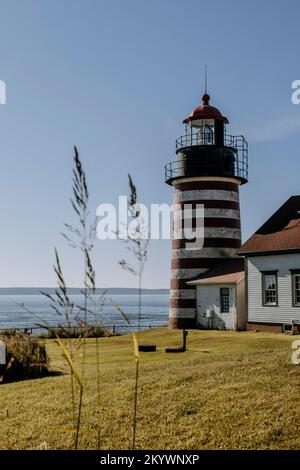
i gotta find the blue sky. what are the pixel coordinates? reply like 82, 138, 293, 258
0, 0, 300, 288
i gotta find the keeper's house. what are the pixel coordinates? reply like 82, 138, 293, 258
238, 196, 300, 334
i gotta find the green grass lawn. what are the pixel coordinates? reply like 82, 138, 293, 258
0, 328, 300, 450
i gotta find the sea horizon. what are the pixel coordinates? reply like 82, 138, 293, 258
0, 292, 169, 333
0, 287, 169, 295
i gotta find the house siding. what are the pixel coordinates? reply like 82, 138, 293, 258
196, 284, 236, 329
236, 278, 246, 330
247, 253, 300, 324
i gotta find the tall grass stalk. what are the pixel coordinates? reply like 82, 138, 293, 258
41, 249, 77, 428
118, 175, 149, 450
42, 147, 102, 449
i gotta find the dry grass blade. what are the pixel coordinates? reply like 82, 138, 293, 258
128, 174, 137, 207
54, 335, 82, 387
132, 333, 140, 362
119, 259, 137, 275
117, 174, 149, 450
109, 297, 131, 326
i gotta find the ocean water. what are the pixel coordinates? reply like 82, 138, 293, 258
0, 294, 169, 333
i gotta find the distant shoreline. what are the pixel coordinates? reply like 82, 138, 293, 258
0, 288, 169, 295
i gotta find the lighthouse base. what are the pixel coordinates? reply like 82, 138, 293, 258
169, 317, 197, 329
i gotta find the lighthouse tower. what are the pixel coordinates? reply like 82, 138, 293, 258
165, 92, 248, 329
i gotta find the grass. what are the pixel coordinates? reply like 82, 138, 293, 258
0, 328, 299, 450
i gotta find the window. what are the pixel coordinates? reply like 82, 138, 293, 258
291, 271, 300, 306
197, 124, 214, 145
262, 272, 278, 306
220, 287, 230, 313
283, 324, 293, 333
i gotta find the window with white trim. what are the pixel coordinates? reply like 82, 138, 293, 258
262, 272, 277, 306
292, 273, 300, 306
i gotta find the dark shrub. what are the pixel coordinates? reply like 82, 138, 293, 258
0, 334, 50, 383
40, 325, 116, 339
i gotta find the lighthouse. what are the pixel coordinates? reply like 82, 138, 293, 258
165, 92, 248, 329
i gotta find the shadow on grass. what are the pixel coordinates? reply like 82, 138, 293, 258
0, 369, 66, 385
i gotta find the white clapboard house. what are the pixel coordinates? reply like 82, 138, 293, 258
238, 196, 300, 334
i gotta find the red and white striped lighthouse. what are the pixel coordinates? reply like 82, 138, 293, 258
165, 92, 248, 329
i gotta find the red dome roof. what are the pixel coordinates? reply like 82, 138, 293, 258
183, 94, 229, 124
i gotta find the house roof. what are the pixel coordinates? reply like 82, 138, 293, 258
238, 196, 300, 256
188, 271, 244, 285
187, 258, 245, 285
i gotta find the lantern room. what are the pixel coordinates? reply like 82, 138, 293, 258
182, 93, 229, 147
165, 93, 248, 185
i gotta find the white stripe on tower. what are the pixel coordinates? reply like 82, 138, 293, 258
174, 189, 239, 203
